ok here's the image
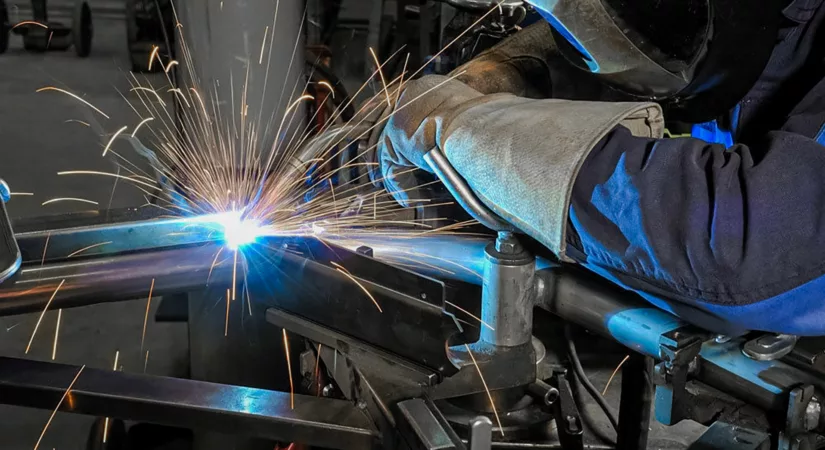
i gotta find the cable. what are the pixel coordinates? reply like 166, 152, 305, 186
564, 325, 620, 433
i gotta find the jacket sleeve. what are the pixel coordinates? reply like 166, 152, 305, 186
566, 125, 825, 335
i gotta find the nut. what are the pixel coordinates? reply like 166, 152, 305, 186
495, 232, 522, 254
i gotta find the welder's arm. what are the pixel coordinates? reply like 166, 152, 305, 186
568, 127, 825, 335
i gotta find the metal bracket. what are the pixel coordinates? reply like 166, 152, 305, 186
553, 372, 583, 450
744, 334, 800, 361
652, 329, 703, 425
779, 386, 820, 450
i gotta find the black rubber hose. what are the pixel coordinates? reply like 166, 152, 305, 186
564, 325, 620, 433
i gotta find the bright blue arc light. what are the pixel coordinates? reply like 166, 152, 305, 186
205, 211, 263, 249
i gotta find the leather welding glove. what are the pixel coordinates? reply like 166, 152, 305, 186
378, 74, 664, 260
365, 21, 607, 187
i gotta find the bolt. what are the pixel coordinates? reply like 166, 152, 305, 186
495, 231, 522, 254
715, 334, 732, 344
565, 415, 579, 432
805, 398, 821, 431
322, 383, 335, 397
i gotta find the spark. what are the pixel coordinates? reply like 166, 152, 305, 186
36, 87, 110, 119
131, 117, 154, 137
47, 31, 53, 49
141, 279, 155, 353
369, 48, 392, 107
13, 20, 47, 29
224, 288, 230, 337
42, 197, 99, 206
33, 365, 85, 450
464, 344, 504, 436
26, 279, 66, 354
67, 241, 112, 257
164, 60, 179, 73
283, 329, 294, 409
143, 350, 150, 373
330, 262, 382, 312
51, 309, 61, 360
259, 26, 269, 64
57, 171, 157, 190
602, 355, 631, 396
167, 88, 191, 108
147, 45, 159, 70
64, 119, 90, 127
318, 81, 335, 99
129, 87, 167, 106
285, 94, 314, 115
102, 126, 129, 157
445, 301, 494, 331
206, 247, 224, 286
11, 192, 34, 196
232, 250, 238, 301
102, 351, 119, 444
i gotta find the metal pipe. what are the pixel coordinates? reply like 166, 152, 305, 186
480, 238, 535, 347
0, 242, 229, 316
423, 149, 516, 233
0, 356, 378, 449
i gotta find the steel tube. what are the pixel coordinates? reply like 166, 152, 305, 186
480, 242, 535, 347
0, 242, 229, 316
424, 149, 516, 233
0, 357, 378, 449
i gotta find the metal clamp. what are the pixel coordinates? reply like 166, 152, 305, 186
744, 334, 799, 361
652, 329, 704, 426
424, 148, 516, 233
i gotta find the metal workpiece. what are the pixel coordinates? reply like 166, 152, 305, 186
0, 357, 378, 449
0, 242, 230, 316
397, 399, 463, 450
480, 235, 535, 348
430, 341, 536, 400
687, 422, 770, 450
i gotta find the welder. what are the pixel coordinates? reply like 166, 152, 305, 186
372, 0, 825, 336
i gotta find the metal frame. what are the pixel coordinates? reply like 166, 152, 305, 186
0, 209, 822, 448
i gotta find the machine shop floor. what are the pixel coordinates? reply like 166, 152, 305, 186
0, 6, 710, 450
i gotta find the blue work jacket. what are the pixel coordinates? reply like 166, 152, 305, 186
567, 0, 825, 335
